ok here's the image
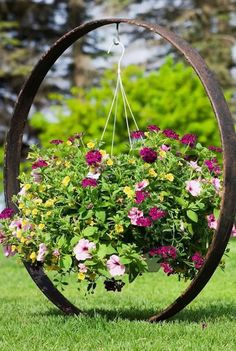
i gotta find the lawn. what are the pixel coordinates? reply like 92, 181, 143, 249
0, 240, 236, 351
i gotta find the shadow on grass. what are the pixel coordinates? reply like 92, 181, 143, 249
39, 301, 236, 324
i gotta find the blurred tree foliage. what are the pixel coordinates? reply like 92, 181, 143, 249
30, 57, 221, 153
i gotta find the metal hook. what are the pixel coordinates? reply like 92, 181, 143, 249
107, 23, 125, 75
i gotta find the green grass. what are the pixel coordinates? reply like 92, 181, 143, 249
0, 241, 236, 351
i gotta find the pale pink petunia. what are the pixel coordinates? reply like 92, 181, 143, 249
160, 144, 170, 151
186, 180, 202, 196
9, 219, 22, 230
207, 214, 218, 230
53, 249, 60, 257
231, 225, 236, 237
107, 255, 125, 277
212, 178, 221, 192
78, 263, 87, 273
135, 180, 149, 191
37, 243, 48, 262
188, 161, 202, 172
3, 245, 16, 257
128, 207, 144, 225
73, 238, 96, 261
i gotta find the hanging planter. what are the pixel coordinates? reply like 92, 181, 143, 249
2, 19, 236, 322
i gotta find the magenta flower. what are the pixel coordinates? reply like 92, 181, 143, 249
160, 144, 170, 151
37, 243, 48, 262
180, 134, 197, 148
147, 125, 160, 132
81, 178, 97, 187
136, 216, 152, 227
160, 262, 174, 275
162, 129, 179, 140
156, 246, 177, 259
186, 179, 202, 196
73, 238, 96, 261
32, 159, 48, 170
208, 145, 222, 153
139, 147, 157, 163
50, 139, 63, 145
207, 214, 218, 230
3, 245, 16, 257
0, 231, 5, 244
135, 180, 149, 191
192, 252, 204, 269
0, 208, 14, 219
85, 150, 102, 166
68, 136, 75, 143
128, 207, 144, 225
135, 190, 149, 204
204, 158, 221, 175
107, 255, 125, 277
78, 263, 88, 273
130, 130, 145, 139
149, 248, 159, 257
212, 178, 221, 192
149, 207, 167, 221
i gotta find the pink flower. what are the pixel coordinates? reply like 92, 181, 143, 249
149, 207, 167, 221
78, 263, 87, 273
135, 180, 149, 191
50, 139, 63, 145
130, 130, 145, 139
3, 245, 16, 257
204, 158, 221, 175
128, 207, 144, 225
188, 161, 202, 172
231, 225, 236, 237
162, 129, 179, 140
136, 217, 152, 227
85, 150, 102, 166
53, 249, 60, 257
0, 231, 5, 244
149, 248, 159, 257
139, 147, 157, 163
9, 219, 22, 230
87, 169, 101, 180
156, 246, 177, 259
186, 180, 202, 196
73, 238, 96, 261
107, 255, 125, 277
37, 243, 48, 262
147, 125, 160, 132
180, 134, 197, 148
81, 178, 97, 187
160, 144, 170, 151
135, 190, 149, 204
160, 262, 174, 275
212, 178, 221, 192
32, 159, 48, 170
207, 214, 218, 230
0, 208, 14, 219
192, 252, 204, 269
208, 146, 222, 153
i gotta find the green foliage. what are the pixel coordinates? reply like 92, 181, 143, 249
30, 57, 222, 153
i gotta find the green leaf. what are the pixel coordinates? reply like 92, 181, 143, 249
70, 236, 80, 247
186, 210, 198, 223
97, 244, 115, 258
213, 208, 220, 219
120, 257, 133, 265
61, 255, 72, 270
82, 226, 97, 237
57, 235, 66, 248
95, 211, 106, 222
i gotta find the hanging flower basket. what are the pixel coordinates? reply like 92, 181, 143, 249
2, 18, 236, 322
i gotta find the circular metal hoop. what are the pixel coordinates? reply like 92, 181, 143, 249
4, 18, 236, 322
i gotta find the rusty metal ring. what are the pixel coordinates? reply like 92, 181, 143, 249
4, 18, 236, 321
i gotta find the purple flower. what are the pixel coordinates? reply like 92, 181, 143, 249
192, 252, 204, 269
85, 150, 102, 166
32, 159, 48, 170
128, 207, 144, 225
156, 246, 177, 259
139, 147, 157, 163
135, 190, 149, 204
147, 125, 160, 132
81, 178, 97, 187
204, 158, 221, 175
149, 248, 159, 257
162, 129, 179, 140
208, 146, 222, 153
3, 245, 16, 257
53, 249, 60, 257
130, 130, 145, 139
136, 216, 152, 227
0, 208, 14, 219
50, 139, 63, 145
149, 207, 167, 221
68, 136, 75, 143
180, 134, 197, 148
160, 262, 174, 275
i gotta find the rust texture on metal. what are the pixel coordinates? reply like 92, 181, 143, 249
4, 18, 236, 322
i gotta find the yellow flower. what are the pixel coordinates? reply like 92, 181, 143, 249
16, 230, 22, 239
115, 224, 124, 234
38, 223, 45, 230
30, 231, 36, 237
11, 245, 17, 252
30, 251, 37, 263
45, 199, 56, 207
56, 160, 62, 166
144, 163, 150, 169
99, 149, 107, 157
20, 237, 27, 244
159, 150, 166, 158
78, 272, 86, 281
34, 198, 43, 204
148, 168, 157, 177
144, 131, 150, 137
62, 176, 70, 187
87, 141, 95, 149
165, 173, 174, 182
123, 186, 134, 199
18, 203, 24, 209
46, 211, 52, 217
24, 184, 31, 191
24, 209, 31, 216
65, 161, 71, 168
128, 158, 136, 165
106, 158, 113, 166
66, 140, 72, 146
17, 246, 22, 254
39, 185, 46, 192
32, 208, 38, 216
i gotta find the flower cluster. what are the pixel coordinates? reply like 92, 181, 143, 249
0, 124, 230, 292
